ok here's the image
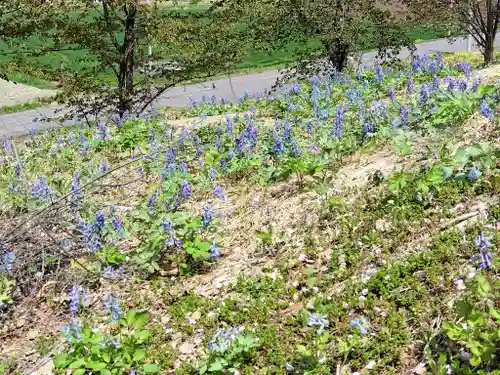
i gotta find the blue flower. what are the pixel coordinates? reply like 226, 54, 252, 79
96, 161, 108, 174
69, 285, 86, 315
180, 180, 192, 200
165, 148, 177, 165
162, 218, 173, 236
418, 83, 430, 104
290, 82, 301, 94
209, 167, 217, 180
388, 87, 395, 101
201, 205, 215, 228
349, 317, 369, 334
240, 88, 249, 102
407, 79, 414, 95
68, 131, 75, 145
32, 176, 54, 201
213, 184, 227, 201
361, 122, 376, 144
79, 219, 102, 252
431, 75, 440, 91
1, 251, 15, 274
14, 161, 23, 178
104, 294, 123, 322
226, 114, 233, 136
79, 133, 89, 155
290, 139, 301, 157
272, 133, 285, 156
234, 135, 245, 154
472, 79, 480, 92
446, 77, 457, 91
3, 139, 13, 154
472, 232, 494, 269
467, 167, 481, 181
62, 318, 83, 343
208, 326, 245, 353
331, 104, 344, 138
210, 242, 220, 260
457, 60, 471, 78
479, 100, 494, 120
8, 177, 20, 193
307, 313, 329, 334
97, 121, 108, 139
94, 211, 105, 230
374, 64, 384, 82
458, 79, 468, 92
111, 216, 124, 236
179, 161, 188, 174
400, 106, 409, 128
309, 143, 321, 153
306, 121, 313, 134
357, 67, 362, 80
147, 191, 158, 213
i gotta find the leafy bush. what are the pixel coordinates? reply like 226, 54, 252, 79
53, 310, 161, 375
442, 274, 499, 369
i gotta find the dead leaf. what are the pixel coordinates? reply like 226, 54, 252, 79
411, 362, 427, 375
179, 341, 194, 355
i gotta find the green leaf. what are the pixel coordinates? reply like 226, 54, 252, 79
197, 241, 211, 252
133, 330, 152, 341
68, 358, 85, 369
456, 301, 473, 318
102, 352, 111, 363
489, 308, 500, 320
441, 166, 453, 179
87, 362, 107, 371
53, 354, 69, 368
100, 369, 112, 375
133, 311, 149, 330
142, 363, 161, 373
74, 369, 86, 375
125, 309, 137, 325
208, 361, 224, 371
133, 348, 146, 362
453, 147, 469, 164
199, 364, 208, 374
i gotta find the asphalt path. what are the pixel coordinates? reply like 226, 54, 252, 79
1, 35, 498, 138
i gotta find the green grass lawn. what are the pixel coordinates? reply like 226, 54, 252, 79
0, 12, 449, 90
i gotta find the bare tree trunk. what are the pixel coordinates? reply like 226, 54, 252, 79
327, 42, 349, 72
484, 0, 495, 65
118, 4, 137, 117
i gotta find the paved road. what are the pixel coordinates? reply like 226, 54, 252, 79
1, 35, 498, 138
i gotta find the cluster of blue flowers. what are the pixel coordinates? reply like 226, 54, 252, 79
472, 232, 494, 269
480, 99, 494, 120
208, 325, 245, 352
0, 251, 15, 274
104, 294, 124, 322
32, 176, 54, 201
79, 211, 105, 252
307, 312, 329, 334
201, 205, 215, 228
349, 316, 369, 335
68, 284, 87, 315
69, 171, 82, 216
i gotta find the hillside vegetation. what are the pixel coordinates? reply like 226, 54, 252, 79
0, 53, 498, 375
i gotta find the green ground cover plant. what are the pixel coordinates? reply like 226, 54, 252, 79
0, 52, 498, 375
